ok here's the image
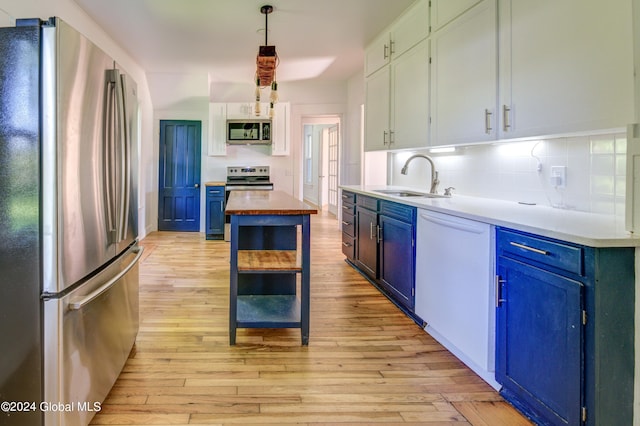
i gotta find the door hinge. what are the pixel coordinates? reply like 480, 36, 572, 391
582, 310, 588, 326
581, 406, 587, 422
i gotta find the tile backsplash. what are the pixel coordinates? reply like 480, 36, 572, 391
389, 133, 627, 216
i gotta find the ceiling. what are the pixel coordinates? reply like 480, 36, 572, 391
72, 0, 416, 84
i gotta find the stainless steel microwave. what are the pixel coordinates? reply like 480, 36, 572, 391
226, 119, 271, 145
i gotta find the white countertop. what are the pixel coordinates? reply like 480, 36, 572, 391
341, 185, 640, 248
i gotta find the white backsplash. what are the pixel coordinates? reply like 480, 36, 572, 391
389, 133, 627, 216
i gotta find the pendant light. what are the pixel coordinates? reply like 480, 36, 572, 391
255, 4, 279, 118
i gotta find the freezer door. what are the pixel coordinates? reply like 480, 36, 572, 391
43, 243, 142, 426
42, 18, 120, 293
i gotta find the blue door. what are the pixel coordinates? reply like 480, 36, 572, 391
158, 120, 201, 231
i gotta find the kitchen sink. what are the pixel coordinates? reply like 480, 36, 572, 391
373, 189, 449, 198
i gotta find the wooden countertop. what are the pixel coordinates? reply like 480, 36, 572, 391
226, 191, 318, 215
205, 181, 226, 187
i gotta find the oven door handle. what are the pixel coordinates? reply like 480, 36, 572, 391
225, 185, 274, 190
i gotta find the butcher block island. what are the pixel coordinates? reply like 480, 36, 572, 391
225, 191, 317, 345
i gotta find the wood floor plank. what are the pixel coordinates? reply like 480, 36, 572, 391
452, 401, 534, 426
90, 212, 530, 425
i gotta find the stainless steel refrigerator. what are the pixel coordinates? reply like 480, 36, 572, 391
0, 17, 142, 426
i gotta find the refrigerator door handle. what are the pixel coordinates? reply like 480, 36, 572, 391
115, 72, 130, 242
68, 246, 144, 311
104, 70, 118, 243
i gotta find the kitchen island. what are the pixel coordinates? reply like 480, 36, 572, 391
225, 191, 317, 345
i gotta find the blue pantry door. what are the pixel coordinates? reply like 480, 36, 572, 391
158, 120, 202, 231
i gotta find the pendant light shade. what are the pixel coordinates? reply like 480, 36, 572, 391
255, 5, 279, 116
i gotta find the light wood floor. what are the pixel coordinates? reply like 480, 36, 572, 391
90, 212, 532, 425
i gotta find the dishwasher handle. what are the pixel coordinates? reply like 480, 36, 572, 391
419, 212, 486, 234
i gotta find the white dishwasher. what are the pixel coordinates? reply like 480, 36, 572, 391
415, 209, 498, 389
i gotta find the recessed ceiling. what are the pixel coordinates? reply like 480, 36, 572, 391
72, 0, 416, 83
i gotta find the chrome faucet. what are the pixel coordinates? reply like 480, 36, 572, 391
401, 154, 440, 194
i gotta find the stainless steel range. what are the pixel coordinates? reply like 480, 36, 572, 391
225, 166, 273, 191
224, 166, 274, 240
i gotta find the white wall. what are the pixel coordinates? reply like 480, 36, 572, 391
0, 0, 155, 239
344, 71, 365, 185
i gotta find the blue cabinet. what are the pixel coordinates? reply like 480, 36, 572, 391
379, 201, 415, 312
345, 192, 416, 316
341, 191, 356, 260
496, 228, 635, 426
205, 185, 225, 240
355, 203, 378, 279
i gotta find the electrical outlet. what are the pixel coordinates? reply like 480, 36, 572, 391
550, 166, 567, 188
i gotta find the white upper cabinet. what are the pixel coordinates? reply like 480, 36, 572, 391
365, 32, 392, 78
364, 0, 430, 151
431, 0, 483, 32
364, 0, 429, 77
208, 103, 227, 156
271, 102, 290, 156
365, 39, 430, 151
390, 0, 430, 58
499, 0, 634, 139
391, 39, 430, 150
226, 102, 269, 119
364, 66, 391, 151
431, 0, 498, 146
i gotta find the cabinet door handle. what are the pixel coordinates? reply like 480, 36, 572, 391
389, 130, 395, 145
370, 222, 375, 239
377, 225, 383, 243
495, 275, 506, 307
503, 105, 511, 131
342, 241, 352, 247
383, 130, 389, 145
341, 221, 351, 226
509, 241, 549, 256
383, 43, 390, 59
484, 109, 493, 134
390, 40, 395, 56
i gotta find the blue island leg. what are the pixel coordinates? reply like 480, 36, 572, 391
301, 214, 310, 345
229, 214, 239, 345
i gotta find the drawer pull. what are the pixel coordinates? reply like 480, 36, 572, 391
510, 241, 548, 256
342, 242, 352, 247
341, 221, 351, 226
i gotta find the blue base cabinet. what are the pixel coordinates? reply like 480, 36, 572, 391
205, 185, 225, 240
496, 228, 634, 426
343, 191, 416, 316
341, 191, 356, 260
379, 201, 416, 312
